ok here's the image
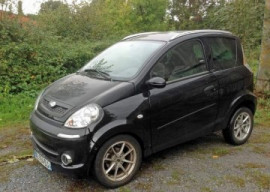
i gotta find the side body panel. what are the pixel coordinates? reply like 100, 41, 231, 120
149, 73, 218, 152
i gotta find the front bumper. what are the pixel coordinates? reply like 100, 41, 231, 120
30, 111, 92, 175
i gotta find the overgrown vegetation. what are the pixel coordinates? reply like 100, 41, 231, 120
0, 18, 116, 96
0, 0, 268, 127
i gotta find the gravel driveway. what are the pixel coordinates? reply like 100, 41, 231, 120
1, 125, 270, 192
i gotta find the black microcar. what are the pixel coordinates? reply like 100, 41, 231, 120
30, 30, 256, 188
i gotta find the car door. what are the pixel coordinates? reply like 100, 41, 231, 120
149, 39, 219, 152
203, 37, 249, 131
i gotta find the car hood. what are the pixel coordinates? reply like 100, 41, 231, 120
42, 73, 134, 108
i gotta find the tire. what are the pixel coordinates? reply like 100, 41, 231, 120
93, 135, 142, 188
223, 107, 254, 145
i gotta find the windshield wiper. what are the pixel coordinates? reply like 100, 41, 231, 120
83, 69, 112, 81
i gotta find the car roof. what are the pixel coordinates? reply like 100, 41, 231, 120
122, 30, 233, 42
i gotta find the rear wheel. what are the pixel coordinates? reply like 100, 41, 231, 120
223, 107, 253, 145
93, 135, 142, 188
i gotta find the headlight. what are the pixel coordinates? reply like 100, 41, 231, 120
64, 104, 101, 128
34, 90, 44, 110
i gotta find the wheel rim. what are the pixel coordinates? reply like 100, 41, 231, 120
233, 112, 251, 140
102, 141, 136, 182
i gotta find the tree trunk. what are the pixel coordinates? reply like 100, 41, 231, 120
257, 0, 270, 91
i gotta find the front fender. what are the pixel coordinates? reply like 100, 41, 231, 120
89, 119, 151, 156
87, 90, 151, 163
92, 119, 143, 145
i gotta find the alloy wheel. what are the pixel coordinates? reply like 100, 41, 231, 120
233, 112, 251, 140
102, 141, 137, 182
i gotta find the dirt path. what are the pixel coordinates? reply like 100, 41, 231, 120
0, 126, 270, 192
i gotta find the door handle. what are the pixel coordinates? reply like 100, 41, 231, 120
204, 85, 217, 95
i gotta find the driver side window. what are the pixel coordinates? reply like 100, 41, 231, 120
151, 40, 207, 81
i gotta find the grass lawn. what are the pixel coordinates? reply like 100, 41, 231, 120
0, 94, 35, 129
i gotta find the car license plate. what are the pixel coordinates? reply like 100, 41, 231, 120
34, 150, 52, 171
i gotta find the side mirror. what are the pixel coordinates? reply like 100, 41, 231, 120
146, 77, 166, 89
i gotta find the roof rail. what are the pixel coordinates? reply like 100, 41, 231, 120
169, 30, 232, 41
123, 32, 159, 40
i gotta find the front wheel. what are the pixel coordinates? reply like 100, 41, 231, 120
223, 107, 254, 145
93, 135, 142, 188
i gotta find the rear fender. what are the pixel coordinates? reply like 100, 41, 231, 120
224, 90, 257, 129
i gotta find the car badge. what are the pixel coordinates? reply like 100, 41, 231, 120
49, 101, 56, 108
137, 114, 143, 119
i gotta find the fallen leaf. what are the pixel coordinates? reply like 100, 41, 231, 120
8, 158, 19, 164
26, 158, 34, 162
212, 155, 219, 159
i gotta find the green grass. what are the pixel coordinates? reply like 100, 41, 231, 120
251, 133, 270, 144
255, 97, 270, 127
191, 145, 236, 158
235, 162, 266, 170
134, 182, 153, 191
200, 187, 213, 192
251, 145, 269, 155
246, 170, 270, 190
0, 124, 32, 163
152, 161, 166, 171
211, 148, 232, 156
0, 94, 35, 128
0, 161, 28, 183
167, 170, 182, 185
225, 175, 246, 188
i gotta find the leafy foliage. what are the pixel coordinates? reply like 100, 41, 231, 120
0, 17, 117, 95
0, 0, 266, 96
39, 0, 67, 14
202, 0, 265, 51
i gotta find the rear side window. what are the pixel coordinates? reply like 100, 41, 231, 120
206, 37, 238, 70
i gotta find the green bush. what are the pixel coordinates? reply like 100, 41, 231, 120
0, 19, 117, 95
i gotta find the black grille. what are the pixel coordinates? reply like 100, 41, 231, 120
42, 99, 68, 115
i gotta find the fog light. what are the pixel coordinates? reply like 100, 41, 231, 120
61, 153, 72, 166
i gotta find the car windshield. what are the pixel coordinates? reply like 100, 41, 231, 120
81, 41, 165, 80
